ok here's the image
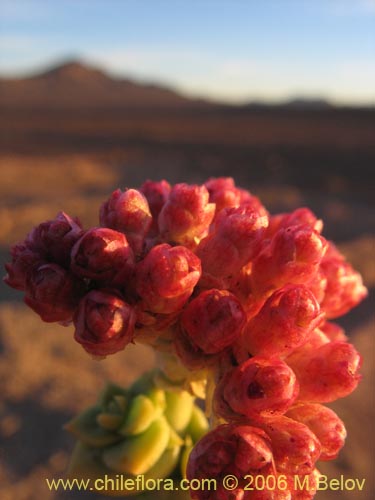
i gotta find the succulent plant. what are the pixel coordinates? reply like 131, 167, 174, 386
4, 177, 367, 499
65, 373, 208, 496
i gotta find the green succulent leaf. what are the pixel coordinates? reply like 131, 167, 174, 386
145, 386, 167, 411
164, 390, 194, 434
65, 406, 121, 448
118, 394, 157, 437
102, 416, 171, 475
98, 383, 128, 409
180, 436, 193, 479
96, 412, 124, 431
67, 443, 138, 497
143, 441, 181, 481
185, 404, 209, 443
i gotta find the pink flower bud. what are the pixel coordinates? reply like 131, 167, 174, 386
187, 424, 273, 500
4, 243, 42, 291
267, 208, 323, 238
174, 324, 218, 370
4, 212, 83, 290
286, 469, 320, 500
74, 290, 136, 357
135, 243, 201, 314
286, 328, 330, 363
24, 263, 85, 322
251, 225, 328, 296
139, 179, 171, 235
204, 177, 242, 213
286, 403, 346, 460
26, 212, 83, 267
242, 285, 324, 357
305, 269, 327, 304
181, 289, 246, 354
319, 243, 368, 318
70, 228, 134, 285
158, 183, 215, 248
99, 189, 152, 254
197, 205, 268, 281
319, 321, 347, 342
215, 356, 299, 421
287, 341, 362, 402
205, 177, 267, 219
261, 416, 321, 474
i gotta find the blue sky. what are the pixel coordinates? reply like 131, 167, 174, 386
1, 0, 374, 104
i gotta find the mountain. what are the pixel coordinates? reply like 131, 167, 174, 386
283, 97, 333, 109
0, 59, 207, 110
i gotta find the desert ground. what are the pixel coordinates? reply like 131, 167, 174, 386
0, 100, 374, 499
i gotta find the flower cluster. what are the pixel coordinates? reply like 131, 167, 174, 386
4, 177, 367, 499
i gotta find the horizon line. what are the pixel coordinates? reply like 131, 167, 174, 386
1, 57, 374, 109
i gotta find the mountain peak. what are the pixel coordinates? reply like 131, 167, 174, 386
0, 58, 201, 109
41, 59, 109, 81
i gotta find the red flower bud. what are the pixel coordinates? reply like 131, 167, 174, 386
286, 403, 346, 460
261, 416, 321, 474
26, 212, 83, 267
70, 228, 134, 285
204, 177, 242, 213
267, 208, 323, 238
74, 290, 136, 356
286, 469, 320, 500
287, 341, 362, 402
215, 357, 299, 421
319, 243, 368, 318
24, 263, 85, 322
205, 177, 267, 219
319, 321, 347, 342
305, 269, 327, 304
181, 289, 246, 354
139, 179, 171, 235
197, 205, 268, 281
286, 328, 330, 363
158, 183, 215, 248
242, 285, 324, 357
99, 189, 152, 254
4, 212, 83, 290
4, 243, 42, 291
135, 243, 201, 314
187, 424, 273, 500
251, 225, 328, 296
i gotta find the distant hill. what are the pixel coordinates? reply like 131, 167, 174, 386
283, 97, 333, 109
2, 59, 363, 112
0, 60, 208, 110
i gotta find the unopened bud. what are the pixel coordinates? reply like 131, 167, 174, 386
100, 189, 152, 255
251, 225, 327, 296
74, 290, 136, 356
215, 356, 299, 421
242, 285, 324, 357
25, 263, 85, 322
135, 243, 201, 314
158, 183, 215, 248
71, 228, 134, 286
197, 205, 268, 280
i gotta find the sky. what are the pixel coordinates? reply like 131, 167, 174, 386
0, 0, 374, 105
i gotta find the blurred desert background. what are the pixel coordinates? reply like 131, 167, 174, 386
0, 1, 374, 499
0, 58, 374, 500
